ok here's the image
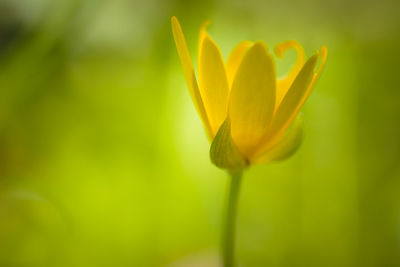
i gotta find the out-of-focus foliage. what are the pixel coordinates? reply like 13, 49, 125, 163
0, 0, 399, 266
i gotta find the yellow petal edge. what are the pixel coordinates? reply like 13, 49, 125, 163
171, 16, 212, 138
198, 26, 230, 137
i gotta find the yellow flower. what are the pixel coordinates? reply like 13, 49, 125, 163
171, 16, 327, 170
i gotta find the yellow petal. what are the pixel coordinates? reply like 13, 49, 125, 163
309, 45, 328, 92
198, 30, 230, 137
171, 16, 212, 138
274, 40, 306, 108
210, 118, 248, 170
229, 42, 276, 158
226, 41, 253, 89
252, 115, 303, 164
266, 49, 323, 148
198, 20, 210, 64
254, 46, 327, 159
273, 46, 327, 139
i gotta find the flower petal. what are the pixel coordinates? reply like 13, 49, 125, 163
171, 16, 212, 138
226, 41, 253, 89
309, 46, 328, 92
271, 46, 327, 141
274, 40, 306, 108
252, 115, 303, 164
198, 30, 230, 137
268, 53, 318, 140
210, 118, 248, 170
229, 42, 276, 158
254, 46, 327, 158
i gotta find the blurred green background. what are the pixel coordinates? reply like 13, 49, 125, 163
0, 0, 399, 266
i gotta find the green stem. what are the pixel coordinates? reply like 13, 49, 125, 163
222, 171, 243, 267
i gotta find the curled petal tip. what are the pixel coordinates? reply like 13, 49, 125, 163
274, 40, 303, 59
274, 48, 284, 58
314, 45, 327, 75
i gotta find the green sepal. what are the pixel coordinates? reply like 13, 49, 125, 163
254, 114, 304, 164
271, 115, 303, 161
210, 118, 248, 171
